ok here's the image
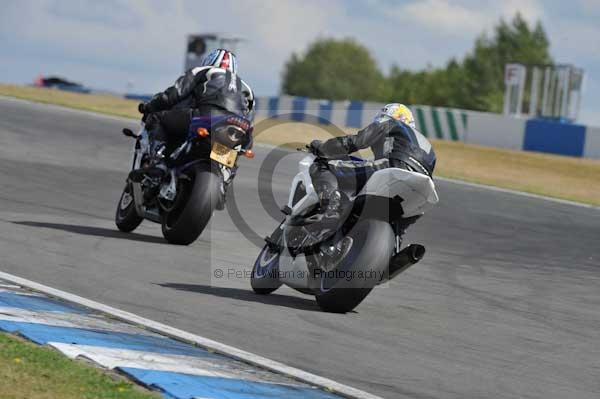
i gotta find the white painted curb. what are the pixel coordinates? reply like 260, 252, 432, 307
0, 271, 384, 399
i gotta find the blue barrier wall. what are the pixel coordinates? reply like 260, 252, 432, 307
318, 101, 332, 125
267, 97, 279, 119
291, 97, 307, 121
345, 101, 363, 128
523, 119, 586, 157
124, 93, 152, 102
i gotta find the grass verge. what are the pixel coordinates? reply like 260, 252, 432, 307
0, 84, 138, 119
0, 333, 159, 399
1, 83, 599, 206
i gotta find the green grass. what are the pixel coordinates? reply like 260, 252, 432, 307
1, 83, 599, 206
0, 333, 160, 399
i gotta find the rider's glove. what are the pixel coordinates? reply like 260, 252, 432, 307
308, 140, 322, 156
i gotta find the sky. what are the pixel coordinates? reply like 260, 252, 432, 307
1, 0, 599, 125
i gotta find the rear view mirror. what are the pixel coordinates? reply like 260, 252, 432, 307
122, 128, 136, 138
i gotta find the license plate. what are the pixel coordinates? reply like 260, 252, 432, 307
210, 142, 238, 168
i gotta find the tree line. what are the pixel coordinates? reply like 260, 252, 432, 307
282, 14, 552, 113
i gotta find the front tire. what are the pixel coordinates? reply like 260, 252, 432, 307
315, 219, 394, 313
115, 181, 143, 232
161, 167, 219, 245
251, 243, 282, 295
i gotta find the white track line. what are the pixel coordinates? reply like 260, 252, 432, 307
435, 176, 599, 210
0, 271, 383, 399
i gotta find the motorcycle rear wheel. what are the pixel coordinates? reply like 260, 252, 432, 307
161, 166, 219, 245
315, 219, 394, 313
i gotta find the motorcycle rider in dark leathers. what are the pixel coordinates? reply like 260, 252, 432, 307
131, 48, 255, 181
308, 103, 436, 238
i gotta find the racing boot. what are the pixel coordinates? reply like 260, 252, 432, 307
128, 140, 167, 183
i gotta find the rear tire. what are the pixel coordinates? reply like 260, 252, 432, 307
115, 182, 143, 232
161, 167, 219, 245
315, 219, 394, 313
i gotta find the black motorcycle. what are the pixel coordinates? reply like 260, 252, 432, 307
115, 114, 253, 245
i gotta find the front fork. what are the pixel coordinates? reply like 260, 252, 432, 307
130, 137, 146, 217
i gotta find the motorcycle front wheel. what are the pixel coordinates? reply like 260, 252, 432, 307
251, 243, 283, 295
115, 181, 143, 232
161, 166, 219, 245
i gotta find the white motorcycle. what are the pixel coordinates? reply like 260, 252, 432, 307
251, 149, 439, 313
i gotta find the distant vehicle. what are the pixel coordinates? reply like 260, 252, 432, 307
34, 75, 91, 93
251, 147, 439, 313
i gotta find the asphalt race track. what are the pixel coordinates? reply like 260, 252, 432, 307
1, 97, 599, 399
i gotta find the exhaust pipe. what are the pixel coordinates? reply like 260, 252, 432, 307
381, 244, 426, 283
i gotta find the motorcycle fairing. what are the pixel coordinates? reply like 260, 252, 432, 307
355, 167, 439, 218
287, 154, 320, 216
